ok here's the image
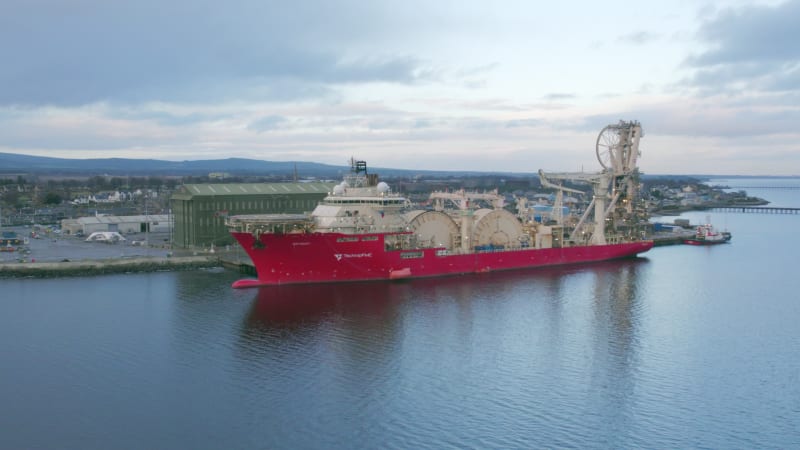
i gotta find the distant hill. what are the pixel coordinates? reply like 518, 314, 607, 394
3, 152, 791, 179
0, 152, 532, 178
0, 153, 352, 177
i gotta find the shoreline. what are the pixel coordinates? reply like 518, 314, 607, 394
3, 199, 761, 279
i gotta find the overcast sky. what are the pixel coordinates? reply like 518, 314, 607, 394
1, 0, 798, 175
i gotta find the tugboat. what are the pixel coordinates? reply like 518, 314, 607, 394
683, 219, 732, 245
228, 121, 654, 287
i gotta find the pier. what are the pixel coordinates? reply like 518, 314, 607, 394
706, 206, 799, 214
724, 186, 800, 190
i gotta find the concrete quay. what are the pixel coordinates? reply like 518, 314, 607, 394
650, 230, 696, 246
0, 255, 220, 278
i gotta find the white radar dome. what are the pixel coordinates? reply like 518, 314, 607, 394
333, 183, 345, 195
377, 182, 390, 194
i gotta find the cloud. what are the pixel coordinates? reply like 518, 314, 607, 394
582, 99, 800, 139
2, 1, 798, 175
112, 105, 234, 127
248, 115, 289, 133
617, 31, 660, 45
691, 1, 800, 65
505, 119, 540, 128
0, 0, 429, 107
451, 63, 500, 89
542, 93, 575, 101
684, 0, 800, 94
763, 64, 800, 91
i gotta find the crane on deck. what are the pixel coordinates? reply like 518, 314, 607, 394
538, 120, 644, 245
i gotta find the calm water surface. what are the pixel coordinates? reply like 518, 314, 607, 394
1, 180, 799, 449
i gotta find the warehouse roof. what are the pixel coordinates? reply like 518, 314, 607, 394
171, 182, 334, 200
63, 214, 171, 225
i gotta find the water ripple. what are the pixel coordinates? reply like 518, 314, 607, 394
2, 242, 800, 448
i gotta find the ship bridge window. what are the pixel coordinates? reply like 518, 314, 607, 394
336, 237, 360, 243
400, 251, 423, 259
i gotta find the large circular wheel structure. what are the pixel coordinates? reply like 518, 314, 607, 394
471, 209, 524, 249
596, 125, 620, 170
404, 210, 459, 249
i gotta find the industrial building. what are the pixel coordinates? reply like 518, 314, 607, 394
61, 214, 171, 236
170, 182, 334, 249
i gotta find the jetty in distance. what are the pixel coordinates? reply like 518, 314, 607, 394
705, 206, 799, 214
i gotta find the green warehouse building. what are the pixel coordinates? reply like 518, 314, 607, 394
171, 182, 334, 249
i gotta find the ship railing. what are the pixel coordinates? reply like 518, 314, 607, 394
226, 214, 313, 234
342, 173, 372, 189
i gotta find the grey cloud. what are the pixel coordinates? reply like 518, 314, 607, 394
248, 115, 289, 133
684, 0, 800, 93
542, 93, 575, 101
114, 109, 233, 127
505, 119, 540, 128
689, 1, 800, 65
581, 104, 800, 139
684, 61, 783, 92
0, 123, 176, 151
327, 57, 424, 84
763, 65, 800, 91
0, 0, 428, 106
454, 63, 500, 78
617, 31, 659, 45
413, 118, 433, 129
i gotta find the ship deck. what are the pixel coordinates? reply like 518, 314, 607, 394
227, 214, 312, 233
228, 213, 310, 224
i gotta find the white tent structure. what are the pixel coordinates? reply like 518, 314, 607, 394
85, 231, 127, 243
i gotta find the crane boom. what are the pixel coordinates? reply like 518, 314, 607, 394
537, 170, 586, 195
536, 120, 645, 246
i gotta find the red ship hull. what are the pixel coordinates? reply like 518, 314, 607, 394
230, 231, 654, 288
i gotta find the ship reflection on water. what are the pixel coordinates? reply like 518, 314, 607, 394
241, 257, 650, 334
232, 258, 653, 448
244, 281, 408, 329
